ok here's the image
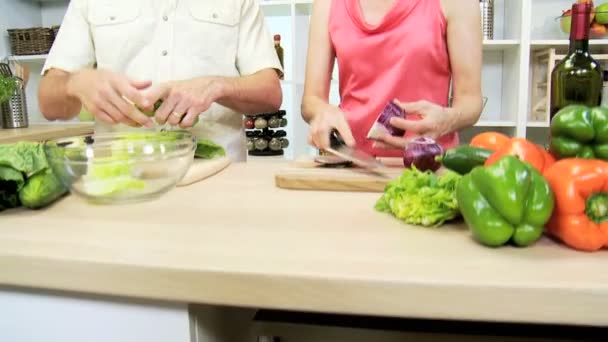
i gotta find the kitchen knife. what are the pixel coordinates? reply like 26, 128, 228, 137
324, 130, 390, 176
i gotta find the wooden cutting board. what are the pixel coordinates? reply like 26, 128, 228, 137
274, 158, 405, 192
177, 156, 231, 187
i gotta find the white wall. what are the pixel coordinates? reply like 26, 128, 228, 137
0, 0, 42, 57
41, 0, 69, 27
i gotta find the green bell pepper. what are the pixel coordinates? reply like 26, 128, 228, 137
456, 155, 554, 247
549, 104, 608, 159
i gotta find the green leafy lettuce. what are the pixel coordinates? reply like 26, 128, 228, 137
0, 141, 67, 211
375, 166, 462, 227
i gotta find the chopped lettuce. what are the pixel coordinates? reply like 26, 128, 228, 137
375, 166, 462, 227
82, 175, 145, 197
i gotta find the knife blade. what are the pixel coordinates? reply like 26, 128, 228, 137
324, 130, 390, 177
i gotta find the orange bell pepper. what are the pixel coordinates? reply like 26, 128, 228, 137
543, 158, 608, 252
470, 132, 511, 151
484, 137, 554, 174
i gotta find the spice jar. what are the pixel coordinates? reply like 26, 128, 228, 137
268, 116, 280, 128
254, 117, 267, 129
254, 137, 268, 150
269, 137, 282, 151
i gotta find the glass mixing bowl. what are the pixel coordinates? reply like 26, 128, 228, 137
44, 130, 196, 204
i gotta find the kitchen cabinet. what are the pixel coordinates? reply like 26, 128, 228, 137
2, 161, 605, 341
4, 0, 607, 158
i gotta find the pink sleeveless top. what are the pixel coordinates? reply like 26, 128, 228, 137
329, 0, 457, 157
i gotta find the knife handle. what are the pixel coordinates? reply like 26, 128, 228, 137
329, 129, 345, 149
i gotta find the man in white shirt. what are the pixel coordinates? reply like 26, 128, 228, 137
38, 0, 283, 162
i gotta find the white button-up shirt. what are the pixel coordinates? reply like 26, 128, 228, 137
43, 0, 282, 161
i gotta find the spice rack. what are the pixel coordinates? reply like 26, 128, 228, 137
244, 110, 289, 156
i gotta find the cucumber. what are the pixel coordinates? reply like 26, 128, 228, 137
437, 145, 493, 174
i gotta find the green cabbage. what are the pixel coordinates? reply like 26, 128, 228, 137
375, 166, 462, 227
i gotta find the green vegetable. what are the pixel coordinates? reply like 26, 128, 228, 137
456, 155, 554, 248
549, 104, 608, 160
19, 168, 66, 209
82, 175, 145, 197
139, 100, 200, 127
0, 141, 49, 175
0, 76, 17, 103
375, 166, 462, 227
0, 141, 67, 212
139, 100, 163, 117
436, 145, 493, 174
195, 139, 226, 159
82, 152, 144, 198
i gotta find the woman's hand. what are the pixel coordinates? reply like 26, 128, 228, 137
143, 77, 228, 128
308, 104, 356, 150
375, 99, 456, 149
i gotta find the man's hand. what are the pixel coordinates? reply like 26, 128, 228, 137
66, 68, 153, 127
143, 77, 229, 128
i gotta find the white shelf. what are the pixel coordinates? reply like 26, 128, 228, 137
8, 54, 48, 62
531, 39, 608, 48
527, 121, 550, 128
483, 40, 520, 50
260, 0, 296, 6
474, 120, 517, 127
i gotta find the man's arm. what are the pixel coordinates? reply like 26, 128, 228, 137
228, 0, 283, 113
37, 0, 152, 127
38, 69, 82, 120
38, 0, 94, 121
215, 68, 282, 114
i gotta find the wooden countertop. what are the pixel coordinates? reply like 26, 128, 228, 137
0, 161, 607, 327
0, 123, 94, 144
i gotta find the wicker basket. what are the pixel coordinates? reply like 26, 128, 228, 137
8, 27, 55, 55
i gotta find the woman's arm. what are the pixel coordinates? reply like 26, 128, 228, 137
301, 0, 334, 123
441, 0, 484, 130
301, 0, 355, 148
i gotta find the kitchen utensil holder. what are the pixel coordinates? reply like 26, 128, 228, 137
1, 79, 29, 129
480, 0, 494, 40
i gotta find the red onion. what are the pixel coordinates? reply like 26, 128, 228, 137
403, 137, 443, 172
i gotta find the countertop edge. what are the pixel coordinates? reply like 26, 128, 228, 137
1, 254, 606, 327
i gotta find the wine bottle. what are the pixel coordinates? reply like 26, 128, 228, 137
550, 2, 603, 120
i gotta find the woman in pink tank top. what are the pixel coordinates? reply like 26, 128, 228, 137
302, 0, 483, 157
